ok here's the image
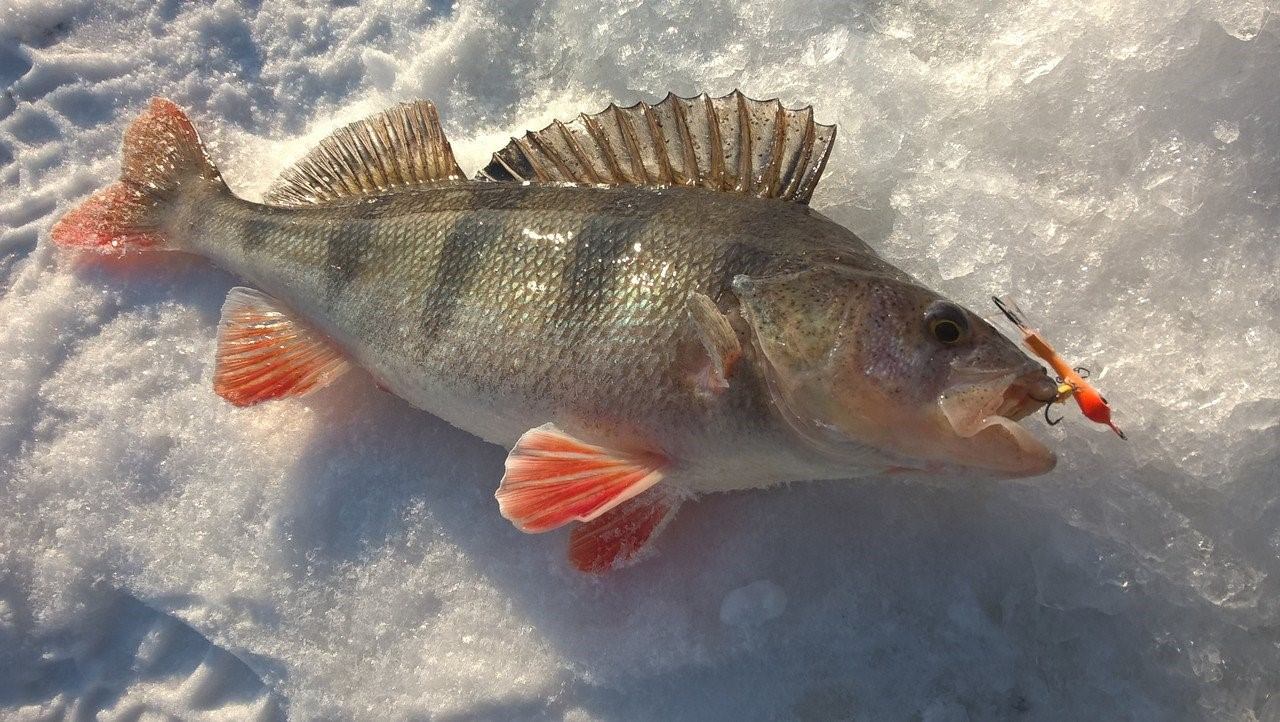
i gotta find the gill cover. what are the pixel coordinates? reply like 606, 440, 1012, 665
732, 268, 905, 465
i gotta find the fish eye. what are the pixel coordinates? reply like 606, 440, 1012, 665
925, 302, 969, 346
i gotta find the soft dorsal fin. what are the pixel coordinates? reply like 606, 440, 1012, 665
477, 90, 836, 204
264, 101, 465, 206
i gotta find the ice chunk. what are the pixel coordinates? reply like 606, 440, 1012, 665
719, 580, 788, 627
1212, 120, 1240, 144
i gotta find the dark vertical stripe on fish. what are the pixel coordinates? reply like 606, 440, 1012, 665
324, 222, 371, 296
551, 214, 639, 326
239, 216, 278, 253
420, 213, 494, 343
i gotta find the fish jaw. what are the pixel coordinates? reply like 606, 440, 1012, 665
934, 368, 1058, 477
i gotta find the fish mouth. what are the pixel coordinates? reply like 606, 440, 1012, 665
992, 370, 1059, 421
938, 368, 1058, 476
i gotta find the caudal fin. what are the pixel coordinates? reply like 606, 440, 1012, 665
51, 98, 226, 253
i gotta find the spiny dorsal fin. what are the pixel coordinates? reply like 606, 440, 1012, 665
477, 90, 836, 204
265, 101, 465, 206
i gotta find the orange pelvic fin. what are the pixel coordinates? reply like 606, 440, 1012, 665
569, 485, 683, 573
213, 287, 351, 406
496, 424, 668, 534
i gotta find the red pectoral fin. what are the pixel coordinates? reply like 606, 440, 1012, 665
213, 287, 351, 406
496, 424, 668, 533
569, 485, 683, 573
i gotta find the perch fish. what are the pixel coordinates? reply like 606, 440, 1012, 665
52, 93, 1060, 571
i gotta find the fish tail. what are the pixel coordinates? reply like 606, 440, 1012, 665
51, 98, 227, 253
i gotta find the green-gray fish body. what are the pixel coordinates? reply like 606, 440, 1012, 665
185, 181, 908, 491
53, 92, 1060, 570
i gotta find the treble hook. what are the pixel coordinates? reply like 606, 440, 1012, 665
1074, 366, 1091, 379
1044, 401, 1063, 425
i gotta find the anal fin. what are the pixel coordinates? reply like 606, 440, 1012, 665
569, 485, 683, 573
496, 424, 668, 533
214, 287, 351, 406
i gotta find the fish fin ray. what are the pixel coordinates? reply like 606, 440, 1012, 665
496, 424, 668, 533
213, 287, 351, 406
264, 101, 465, 206
568, 485, 684, 573
687, 291, 741, 396
476, 90, 836, 204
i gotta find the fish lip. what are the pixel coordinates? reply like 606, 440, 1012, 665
971, 415, 1058, 476
998, 369, 1058, 420
941, 366, 1051, 426
935, 366, 1057, 476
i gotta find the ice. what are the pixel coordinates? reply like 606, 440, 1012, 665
719, 580, 787, 627
1, 0, 1278, 719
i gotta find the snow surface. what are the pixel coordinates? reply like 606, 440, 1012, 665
2, 0, 1279, 719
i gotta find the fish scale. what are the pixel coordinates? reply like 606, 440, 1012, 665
52, 93, 1060, 572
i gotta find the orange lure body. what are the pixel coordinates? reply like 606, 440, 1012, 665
993, 297, 1126, 440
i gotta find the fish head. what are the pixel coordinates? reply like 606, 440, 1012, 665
733, 267, 1058, 477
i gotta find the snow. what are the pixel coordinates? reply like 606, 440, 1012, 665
1, 0, 1278, 719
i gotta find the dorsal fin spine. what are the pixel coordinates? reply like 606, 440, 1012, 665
329, 136, 366, 193
613, 105, 648, 183
555, 120, 601, 184
642, 103, 677, 185
703, 95, 727, 191
669, 96, 700, 187
477, 90, 835, 204
524, 133, 565, 183
537, 126, 579, 180
385, 109, 413, 183
760, 102, 788, 198
369, 120, 399, 184
784, 108, 815, 199
802, 111, 832, 200
352, 132, 384, 188
488, 147, 522, 182
778, 109, 812, 200
581, 113, 626, 184
734, 92, 751, 193
537, 131, 575, 180
335, 136, 369, 193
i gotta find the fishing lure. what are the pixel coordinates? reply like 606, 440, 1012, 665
992, 296, 1126, 440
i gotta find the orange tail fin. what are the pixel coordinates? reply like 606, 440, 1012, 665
51, 98, 226, 253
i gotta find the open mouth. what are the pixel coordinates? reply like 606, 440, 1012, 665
992, 371, 1060, 421
937, 368, 1059, 475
